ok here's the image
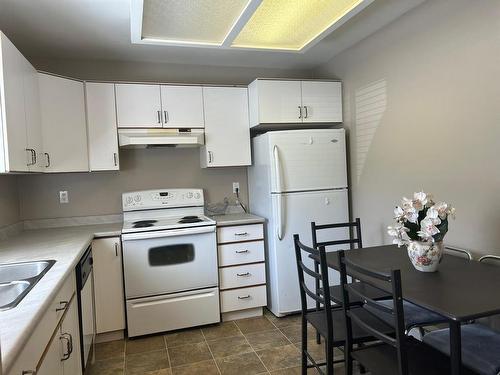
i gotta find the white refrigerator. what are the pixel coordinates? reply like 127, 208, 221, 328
248, 129, 349, 317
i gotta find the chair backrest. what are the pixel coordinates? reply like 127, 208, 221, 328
479, 255, 500, 265
337, 250, 409, 375
444, 245, 472, 260
311, 217, 363, 250
293, 234, 334, 339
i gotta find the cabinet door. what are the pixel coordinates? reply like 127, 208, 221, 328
93, 237, 126, 333
160, 85, 204, 128
23, 58, 44, 172
115, 84, 162, 128
60, 298, 83, 375
0, 32, 30, 172
301, 81, 342, 123
36, 329, 63, 375
86, 82, 119, 171
38, 73, 89, 172
253, 80, 302, 124
201, 87, 250, 167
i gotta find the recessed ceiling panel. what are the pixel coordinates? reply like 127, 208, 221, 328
232, 0, 366, 51
142, 0, 250, 45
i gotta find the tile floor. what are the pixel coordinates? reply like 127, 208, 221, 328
89, 310, 364, 375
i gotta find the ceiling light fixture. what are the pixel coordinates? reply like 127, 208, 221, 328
130, 0, 373, 52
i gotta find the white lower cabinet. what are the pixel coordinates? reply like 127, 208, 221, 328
8, 273, 81, 375
93, 237, 126, 334
217, 223, 267, 319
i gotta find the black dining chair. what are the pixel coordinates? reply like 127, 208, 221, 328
311, 219, 389, 344
293, 234, 393, 375
421, 254, 500, 375
337, 250, 477, 375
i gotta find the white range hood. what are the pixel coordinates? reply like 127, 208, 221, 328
118, 128, 205, 148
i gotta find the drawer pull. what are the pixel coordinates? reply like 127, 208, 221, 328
235, 250, 249, 254
22, 371, 36, 375
56, 300, 69, 312
234, 232, 249, 236
238, 295, 251, 299
237, 272, 251, 277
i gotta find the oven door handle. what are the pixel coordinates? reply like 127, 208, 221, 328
122, 225, 215, 241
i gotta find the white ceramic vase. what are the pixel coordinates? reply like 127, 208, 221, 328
406, 240, 444, 272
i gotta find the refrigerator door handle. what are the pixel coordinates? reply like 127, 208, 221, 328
273, 145, 285, 241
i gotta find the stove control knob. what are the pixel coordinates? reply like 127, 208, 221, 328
134, 195, 141, 202
194, 192, 201, 199
126, 196, 133, 204
187, 192, 193, 199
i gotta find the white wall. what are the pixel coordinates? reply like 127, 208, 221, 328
315, 0, 500, 256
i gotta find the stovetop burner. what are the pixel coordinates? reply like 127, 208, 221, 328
132, 219, 158, 228
178, 216, 203, 224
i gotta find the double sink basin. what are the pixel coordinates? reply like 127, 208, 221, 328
0, 260, 56, 311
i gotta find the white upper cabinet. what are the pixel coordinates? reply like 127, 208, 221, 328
301, 81, 342, 123
201, 87, 251, 168
0, 31, 43, 172
249, 80, 302, 125
160, 85, 204, 128
38, 73, 89, 172
115, 84, 162, 128
248, 79, 343, 127
23, 59, 44, 172
85, 82, 119, 171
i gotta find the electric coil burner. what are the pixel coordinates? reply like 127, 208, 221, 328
132, 219, 158, 228
178, 216, 203, 224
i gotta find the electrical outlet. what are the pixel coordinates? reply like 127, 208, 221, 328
233, 182, 240, 194
59, 191, 69, 204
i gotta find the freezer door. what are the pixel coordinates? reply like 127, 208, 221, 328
269, 129, 347, 193
270, 189, 349, 315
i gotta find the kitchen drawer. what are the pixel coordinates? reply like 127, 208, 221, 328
217, 224, 264, 244
53, 272, 76, 321
219, 263, 266, 290
220, 285, 267, 313
218, 240, 265, 266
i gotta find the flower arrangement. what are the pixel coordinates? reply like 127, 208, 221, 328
388, 191, 455, 246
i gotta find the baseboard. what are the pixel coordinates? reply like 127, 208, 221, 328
222, 307, 263, 321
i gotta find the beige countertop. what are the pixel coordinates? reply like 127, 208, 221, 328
211, 213, 266, 227
0, 223, 122, 374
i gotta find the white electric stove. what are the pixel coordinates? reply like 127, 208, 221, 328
121, 189, 220, 337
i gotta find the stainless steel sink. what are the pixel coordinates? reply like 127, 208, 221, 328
0, 260, 56, 310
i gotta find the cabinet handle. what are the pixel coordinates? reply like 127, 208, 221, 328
234, 232, 249, 237
22, 371, 36, 374
235, 250, 249, 254
164, 110, 169, 123
60, 333, 72, 361
44, 152, 50, 168
303, 106, 308, 118
298, 106, 302, 119
113, 152, 118, 166
56, 300, 69, 312
114, 242, 119, 256
238, 295, 251, 299
237, 272, 251, 277
208, 151, 213, 163
157, 110, 161, 124
25, 149, 35, 166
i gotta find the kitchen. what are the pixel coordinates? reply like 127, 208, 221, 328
0, 1, 499, 375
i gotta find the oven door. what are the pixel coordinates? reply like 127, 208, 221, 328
122, 226, 217, 298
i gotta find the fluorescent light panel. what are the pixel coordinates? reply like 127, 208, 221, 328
232, 0, 366, 51
141, 0, 251, 45
133, 0, 371, 51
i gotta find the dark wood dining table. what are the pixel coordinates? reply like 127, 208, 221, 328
311, 244, 500, 375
